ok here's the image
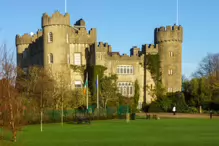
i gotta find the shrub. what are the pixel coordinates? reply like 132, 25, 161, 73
202, 100, 219, 111
157, 97, 172, 112
186, 107, 199, 113
172, 92, 188, 113
148, 102, 163, 113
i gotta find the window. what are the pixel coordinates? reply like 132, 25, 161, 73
75, 81, 82, 88
168, 69, 173, 75
117, 65, 134, 75
117, 82, 134, 97
48, 53, 53, 64
74, 53, 81, 66
169, 51, 174, 57
48, 32, 53, 43
66, 34, 69, 43
168, 87, 173, 92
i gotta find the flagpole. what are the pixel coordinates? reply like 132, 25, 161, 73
97, 74, 99, 111
65, 0, 67, 13
176, 0, 179, 25
86, 72, 88, 110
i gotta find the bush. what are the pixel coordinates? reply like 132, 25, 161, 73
157, 97, 172, 112
202, 100, 219, 111
186, 107, 199, 113
172, 92, 188, 113
148, 102, 163, 113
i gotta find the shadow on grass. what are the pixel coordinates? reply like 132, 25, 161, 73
66, 121, 91, 125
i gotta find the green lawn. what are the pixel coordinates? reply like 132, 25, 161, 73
1, 119, 219, 146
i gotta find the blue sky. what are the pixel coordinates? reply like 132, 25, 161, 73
0, 0, 218, 78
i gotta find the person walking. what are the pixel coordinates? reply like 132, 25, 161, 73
172, 106, 176, 115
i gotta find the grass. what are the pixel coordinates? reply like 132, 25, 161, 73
1, 118, 219, 146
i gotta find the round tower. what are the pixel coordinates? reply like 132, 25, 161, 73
42, 11, 70, 74
15, 34, 32, 68
154, 24, 183, 92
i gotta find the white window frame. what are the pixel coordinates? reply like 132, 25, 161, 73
117, 65, 134, 75
117, 82, 134, 97
169, 51, 174, 57
48, 32, 53, 43
48, 53, 53, 64
74, 53, 81, 66
168, 69, 173, 75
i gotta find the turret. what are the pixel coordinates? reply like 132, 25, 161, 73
42, 11, 70, 27
154, 24, 183, 92
130, 46, 140, 56
154, 24, 183, 43
42, 11, 70, 74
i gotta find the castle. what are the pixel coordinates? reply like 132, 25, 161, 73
15, 11, 183, 108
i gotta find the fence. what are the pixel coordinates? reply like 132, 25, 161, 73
24, 105, 131, 124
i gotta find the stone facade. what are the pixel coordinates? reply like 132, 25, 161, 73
15, 11, 183, 107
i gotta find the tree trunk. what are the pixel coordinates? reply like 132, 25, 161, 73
40, 90, 43, 132
61, 93, 64, 126
9, 103, 16, 142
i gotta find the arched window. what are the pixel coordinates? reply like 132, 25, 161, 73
49, 53, 53, 64
48, 32, 53, 43
169, 51, 174, 57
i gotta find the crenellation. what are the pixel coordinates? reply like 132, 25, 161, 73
104, 43, 108, 47
69, 27, 96, 44
16, 34, 33, 46
96, 42, 112, 52
155, 24, 183, 43
75, 19, 86, 26
142, 44, 158, 55
98, 42, 104, 47
166, 26, 172, 31
16, 30, 43, 46
42, 11, 70, 27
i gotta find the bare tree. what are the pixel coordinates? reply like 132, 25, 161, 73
0, 44, 25, 142
52, 69, 71, 126
17, 66, 55, 132
194, 53, 219, 97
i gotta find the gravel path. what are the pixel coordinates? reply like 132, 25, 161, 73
136, 112, 219, 119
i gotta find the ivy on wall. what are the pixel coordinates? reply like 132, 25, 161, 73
70, 65, 86, 80
146, 54, 165, 98
146, 54, 161, 85
87, 65, 107, 103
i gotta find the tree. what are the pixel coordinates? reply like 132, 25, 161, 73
17, 66, 55, 131
51, 69, 70, 126
0, 44, 25, 142
194, 53, 219, 94
131, 80, 140, 113
100, 74, 118, 109
68, 89, 86, 109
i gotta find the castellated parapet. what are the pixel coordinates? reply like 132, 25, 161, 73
15, 29, 43, 46
96, 42, 112, 52
142, 44, 158, 55
155, 25, 183, 43
42, 11, 70, 27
